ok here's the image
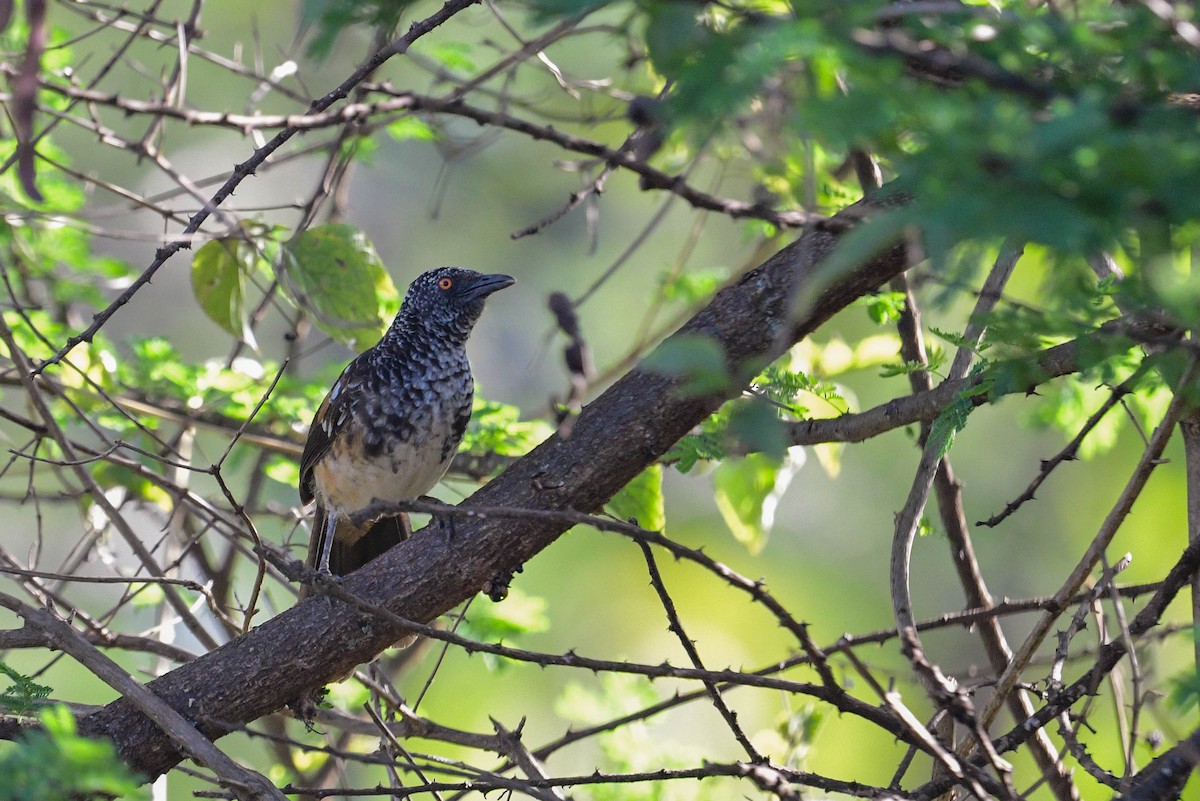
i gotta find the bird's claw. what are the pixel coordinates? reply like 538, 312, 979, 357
439, 514, 456, 544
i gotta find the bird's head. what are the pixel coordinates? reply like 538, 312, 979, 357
396, 267, 515, 342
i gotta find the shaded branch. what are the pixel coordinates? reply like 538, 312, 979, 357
787, 316, 1173, 448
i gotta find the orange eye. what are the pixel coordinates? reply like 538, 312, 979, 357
438, 277, 453, 291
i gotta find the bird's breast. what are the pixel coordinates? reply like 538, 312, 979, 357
313, 365, 472, 515
312, 426, 457, 516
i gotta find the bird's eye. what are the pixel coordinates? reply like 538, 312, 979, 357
438, 277, 453, 291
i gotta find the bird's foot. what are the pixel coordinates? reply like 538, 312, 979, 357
309, 567, 343, 611
418, 495, 456, 543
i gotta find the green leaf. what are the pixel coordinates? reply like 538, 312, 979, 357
428, 42, 476, 72
660, 268, 723, 305
644, 2, 706, 77
0, 705, 146, 799
324, 678, 370, 710
1169, 663, 1200, 713
301, 0, 414, 58
858, 291, 908, 325
608, 464, 666, 532
793, 205, 912, 318
728, 399, 788, 459
280, 223, 397, 350
191, 238, 257, 349
461, 396, 553, 458
665, 420, 726, 473
928, 362, 991, 457
930, 326, 990, 355
459, 588, 549, 672
0, 662, 51, 715
387, 116, 438, 142
712, 451, 803, 554
642, 333, 731, 396
464, 588, 549, 640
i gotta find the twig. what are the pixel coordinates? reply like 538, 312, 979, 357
0, 306, 221, 651
0, 592, 286, 801
637, 540, 763, 762
979, 368, 1145, 527
786, 316, 1173, 448
977, 356, 1198, 731
984, 511, 1200, 760
1050, 557, 1130, 788
33, 0, 483, 374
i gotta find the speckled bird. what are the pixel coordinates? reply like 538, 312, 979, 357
299, 267, 515, 584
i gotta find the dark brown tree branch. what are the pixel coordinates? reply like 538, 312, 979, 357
0, 592, 285, 801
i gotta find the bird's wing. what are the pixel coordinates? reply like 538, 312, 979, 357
299, 359, 361, 506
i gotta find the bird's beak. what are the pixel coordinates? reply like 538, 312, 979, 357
464, 273, 516, 300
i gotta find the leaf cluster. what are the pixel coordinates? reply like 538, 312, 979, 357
0, 706, 145, 801
0, 662, 50, 716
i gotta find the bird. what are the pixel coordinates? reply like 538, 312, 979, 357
298, 267, 515, 591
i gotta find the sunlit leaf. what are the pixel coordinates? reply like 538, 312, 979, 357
713, 451, 803, 554
264, 455, 301, 487
464, 588, 549, 639
428, 41, 476, 72
129, 582, 166, 608
608, 464, 666, 532
387, 116, 438, 142
459, 588, 549, 672
859, 291, 908, 325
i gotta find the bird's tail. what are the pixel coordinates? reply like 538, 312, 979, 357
299, 509, 410, 600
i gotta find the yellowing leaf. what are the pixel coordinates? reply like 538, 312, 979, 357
813, 442, 843, 478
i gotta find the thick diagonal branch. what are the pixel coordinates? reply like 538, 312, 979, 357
72, 198, 908, 780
